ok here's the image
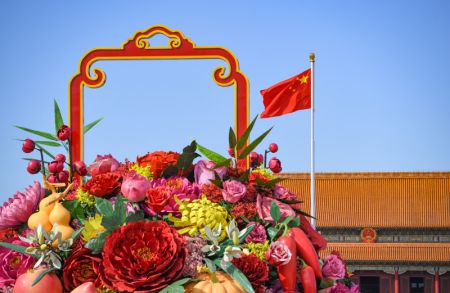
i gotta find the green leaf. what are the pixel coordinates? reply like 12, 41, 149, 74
61, 200, 85, 224
158, 278, 192, 293
0, 242, 38, 258
281, 215, 294, 225
196, 143, 228, 164
216, 260, 255, 293
293, 207, 316, 219
279, 199, 304, 205
238, 127, 273, 159
162, 165, 178, 178
95, 197, 113, 218
267, 227, 279, 241
54, 99, 64, 133
34, 140, 61, 147
228, 127, 237, 149
270, 200, 281, 224
34, 143, 55, 159
84, 117, 103, 134
213, 158, 231, 168
15, 125, 58, 141
113, 195, 127, 226
32, 268, 57, 287
126, 211, 145, 223
70, 228, 84, 240
204, 258, 216, 272
236, 115, 258, 151
238, 224, 255, 242
85, 230, 110, 254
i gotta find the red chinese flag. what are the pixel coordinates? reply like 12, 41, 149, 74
260, 68, 311, 118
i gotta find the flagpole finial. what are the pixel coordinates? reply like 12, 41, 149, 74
309, 52, 315, 62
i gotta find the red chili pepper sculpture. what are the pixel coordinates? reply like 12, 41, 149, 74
288, 227, 323, 279
300, 263, 317, 293
276, 235, 298, 292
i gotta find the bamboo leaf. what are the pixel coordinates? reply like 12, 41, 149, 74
84, 118, 103, 134
54, 99, 64, 133
228, 127, 237, 149
236, 115, 258, 151
34, 140, 61, 147
15, 126, 58, 141
196, 143, 227, 164
238, 127, 273, 159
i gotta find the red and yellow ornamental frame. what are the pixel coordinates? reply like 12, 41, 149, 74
68, 25, 249, 176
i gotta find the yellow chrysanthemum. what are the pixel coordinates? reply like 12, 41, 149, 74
252, 168, 275, 180
130, 163, 153, 179
82, 214, 106, 241
245, 240, 270, 261
76, 188, 95, 206
168, 195, 231, 241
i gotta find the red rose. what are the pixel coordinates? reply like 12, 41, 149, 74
100, 220, 187, 292
62, 248, 102, 291
82, 172, 121, 197
146, 186, 171, 213
136, 151, 180, 178
231, 253, 269, 293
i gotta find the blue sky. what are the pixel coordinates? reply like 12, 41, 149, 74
1, 1, 449, 203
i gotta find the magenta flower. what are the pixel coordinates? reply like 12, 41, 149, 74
265, 241, 292, 266
194, 160, 227, 185
121, 172, 151, 202
222, 180, 247, 203
145, 177, 200, 214
350, 283, 361, 293
256, 195, 295, 224
0, 237, 35, 289
273, 184, 297, 201
0, 181, 44, 229
87, 154, 120, 177
322, 254, 346, 280
244, 222, 267, 243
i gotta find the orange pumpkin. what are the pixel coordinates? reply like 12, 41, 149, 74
184, 271, 246, 293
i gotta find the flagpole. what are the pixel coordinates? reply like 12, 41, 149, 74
310, 52, 316, 228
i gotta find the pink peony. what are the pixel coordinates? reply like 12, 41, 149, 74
265, 241, 292, 266
330, 283, 351, 293
144, 177, 200, 214
222, 180, 247, 203
273, 184, 297, 201
194, 160, 227, 185
0, 181, 44, 229
0, 237, 35, 289
87, 154, 120, 177
120, 172, 151, 202
256, 195, 295, 224
322, 254, 346, 280
244, 222, 267, 243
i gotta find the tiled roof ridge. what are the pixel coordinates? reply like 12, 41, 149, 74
280, 171, 450, 179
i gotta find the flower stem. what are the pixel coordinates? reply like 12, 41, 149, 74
68, 138, 73, 182
39, 148, 46, 176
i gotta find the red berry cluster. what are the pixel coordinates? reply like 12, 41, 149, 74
248, 142, 282, 173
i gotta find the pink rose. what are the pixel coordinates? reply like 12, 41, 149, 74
265, 241, 292, 266
273, 184, 297, 201
330, 283, 351, 293
87, 154, 120, 177
256, 195, 295, 224
222, 180, 247, 203
121, 172, 151, 202
194, 160, 227, 185
244, 222, 267, 243
322, 254, 346, 280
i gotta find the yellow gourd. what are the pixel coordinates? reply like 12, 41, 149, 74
184, 272, 246, 293
49, 202, 71, 226
27, 211, 52, 232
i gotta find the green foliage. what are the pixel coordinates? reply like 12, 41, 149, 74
32, 268, 57, 287
236, 115, 257, 150
228, 127, 237, 149
84, 118, 103, 134
53, 99, 64, 133
85, 230, 111, 254
62, 200, 85, 224
158, 278, 192, 293
238, 127, 273, 159
0, 242, 38, 258
15, 126, 58, 141
196, 143, 228, 164
216, 260, 255, 293
270, 200, 281, 224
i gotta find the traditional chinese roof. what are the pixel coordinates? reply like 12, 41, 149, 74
280, 172, 450, 228
319, 242, 450, 263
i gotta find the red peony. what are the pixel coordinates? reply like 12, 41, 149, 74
249, 172, 270, 186
231, 253, 269, 293
100, 220, 187, 292
136, 151, 180, 178
82, 172, 121, 197
0, 228, 17, 242
231, 202, 258, 225
62, 248, 102, 291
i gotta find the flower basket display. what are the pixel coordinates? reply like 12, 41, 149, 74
0, 25, 360, 293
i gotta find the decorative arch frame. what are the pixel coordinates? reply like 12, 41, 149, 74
68, 25, 249, 174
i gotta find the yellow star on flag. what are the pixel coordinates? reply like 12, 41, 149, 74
297, 75, 309, 84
